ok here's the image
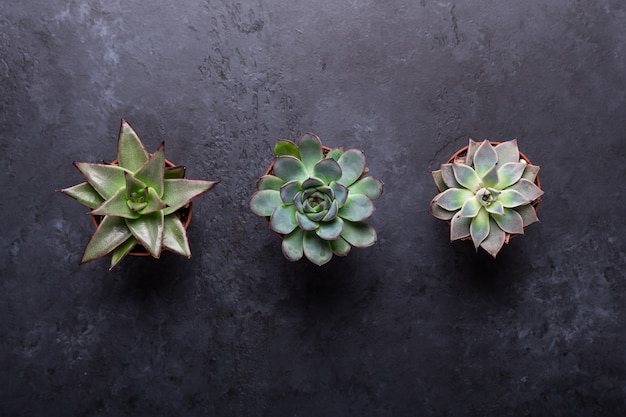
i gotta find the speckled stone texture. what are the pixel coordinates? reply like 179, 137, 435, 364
1, 0, 625, 416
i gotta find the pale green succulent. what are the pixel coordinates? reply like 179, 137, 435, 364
249, 133, 383, 266
430, 139, 543, 257
60, 120, 218, 268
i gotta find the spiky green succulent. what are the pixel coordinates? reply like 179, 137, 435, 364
249, 133, 383, 266
60, 120, 218, 268
430, 139, 543, 257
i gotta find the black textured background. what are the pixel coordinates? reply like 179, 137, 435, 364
2, 1, 626, 416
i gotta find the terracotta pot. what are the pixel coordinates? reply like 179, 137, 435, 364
90, 158, 193, 256
440, 141, 542, 243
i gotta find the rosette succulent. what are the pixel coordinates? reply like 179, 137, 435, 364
249, 133, 383, 266
60, 120, 218, 268
430, 139, 543, 257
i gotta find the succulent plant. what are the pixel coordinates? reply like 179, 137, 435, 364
429, 139, 543, 257
249, 133, 383, 266
60, 120, 218, 268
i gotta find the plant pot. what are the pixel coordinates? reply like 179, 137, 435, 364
440, 141, 542, 244
89, 158, 193, 256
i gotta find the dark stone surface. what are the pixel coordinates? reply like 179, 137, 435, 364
1, 0, 625, 415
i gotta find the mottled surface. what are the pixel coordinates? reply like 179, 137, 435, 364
1, 0, 625, 416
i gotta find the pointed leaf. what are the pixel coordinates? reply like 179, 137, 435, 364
522, 164, 540, 182
313, 158, 342, 183
515, 204, 540, 227
296, 211, 319, 231
440, 164, 462, 188
125, 211, 164, 258
473, 141, 497, 177
505, 178, 543, 202
330, 236, 351, 256
298, 133, 323, 174
432, 170, 448, 192
458, 196, 481, 218
498, 189, 530, 208
470, 207, 490, 250
138, 187, 168, 215
91, 188, 140, 219
494, 140, 520, 165
249, 189, 281, 217
465, 139, 479, 166
322, 200, 339, 221
452, 163, 481, 192
338, 194, 375, 222
316, 217, 344, 240
349, 176, 383, 200
491, 208, 524, 234
341, 220, 377, 248
60, 182, 104, 209
117, 120, 149, 172
430, 202, 455, 220
109, 236, 138, 269
81, 216, 132, 263
485, 200, 505, 215
480, 218, 506, 258
75, 162, 127, 199
496, 161, 527, 189
337, 149, 366, 187
481, 164, 499, 188
134, 143, 165, 197
164, 165, 186, 179
162, 214, 191, 257
330, 181, 349, 207
162, 179, 217, 215
257, 175, 285, 191
125, 171, 147, 196
273, 155, 308, 182
303, 231, 333, 266
450, 213, 471, 240
274, 139, 300, 158
280, 180, 301, 204
282, 228, 304, 261
432, 188, 474, 211
270, 204, 298, 234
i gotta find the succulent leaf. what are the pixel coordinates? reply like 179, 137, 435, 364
75, 162, 127, 199
450, 213, 471, 240
281, 228, 304, 261
257, 175, 285, 191
326, 148, 344, 161
138, 187, 168, 215
273, 155, 308, 182
494, 139, 520, 165
162, 179, 217, 215
458, 196, 481, 218
60, 182, 104, 209
274, 139, 300, 158
338, 194, 375, 222
429, 202, 456, 220
473, 141, 497, 178
125, 211, 164, 258
465, 139, 479, 166
491, 208, 524, 235
330, 236, 351, 256
280, 180, 301, 205
485, 200, 505, 215
162, 214, 191, 258
329, 181, 349, 207
498, 189, 530, 208
164, 165, 186, 179
505, 178, 544, 202
431, 170, 447, 192
432, 188, 474, 211
117, 120, 149, 172
82, 216, 132, 263
313, 158, 342, 183
90, 188, 141, 219
321, 200, 339, 221
480, 218, 506, 258
522, 164, 540, 182
298, 134, 323, 173
316, 217, 344, 240
249, 189, 282, 217
341, 220, 377, 248
515, 204, 540, 227
109, 236, 137, 269
337, 149, 366, 187
270, 204, 298, 234
296, 211, 319, 231
303, 231, 333, 266
134, 143, 165, 197
470, 207, 490, 250
348, 176, 384, 200
495, 161, 527, 189
440, 164, 462, 188
480, 164, 499, 188
301, 177, 325, 189
452, 163, 481, 192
